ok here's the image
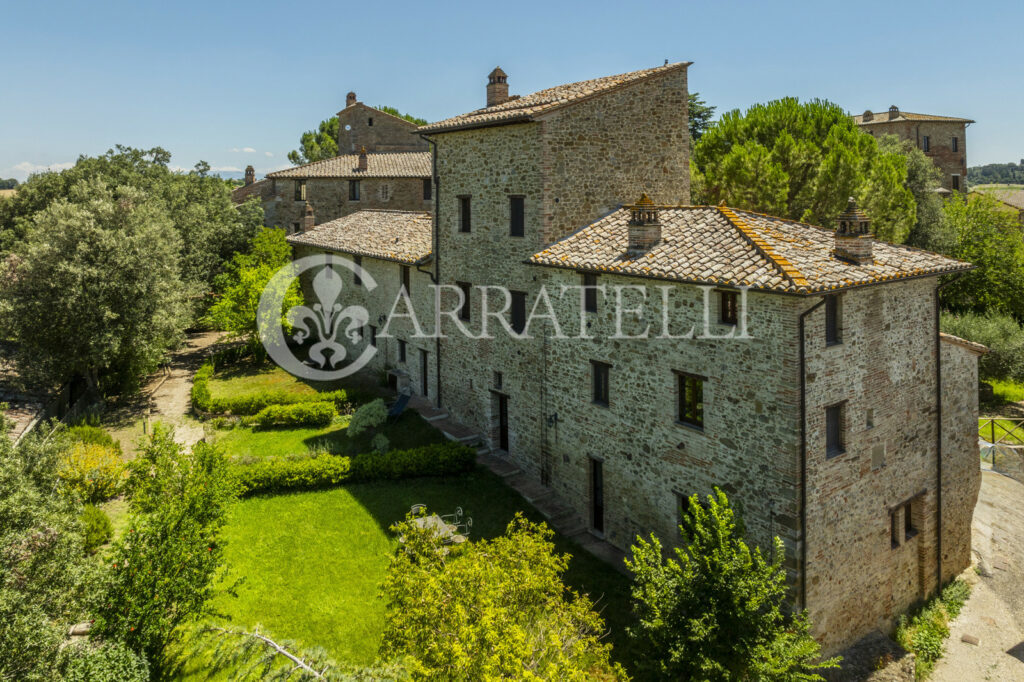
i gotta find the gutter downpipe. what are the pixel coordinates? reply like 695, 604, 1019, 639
799, 296, 827, 611
417, 133, 442, 409
934, 273, 962, 592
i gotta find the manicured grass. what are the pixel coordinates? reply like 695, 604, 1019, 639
199, 468, 636, 673
208, 361, 319, 401
212, 410, 445, 461
979, 417, 1024, 445
991, 377, 1024, 404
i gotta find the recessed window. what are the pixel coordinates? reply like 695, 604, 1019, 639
353, 254, 362, 286
379, 183, 392, 202
904, 500, 917, 540
458, 196, 471, 233
349, 180, 360, 201
826, 402, 845, 458
510, 196, 525, 237
368, 325, 377, 347
825, 295, 841, 345
952, 174, 961, 191
591, 361, 611, 407
294, 180, 306, 201
677, 372, 705, 429
922, 135, 930, 152
423, 178, 432, 201
891, 511, 900, 549
368, 117, 374, 126
720, 290, 738, 325
291, 222, 300, 235
493, 371, 503, 390
401, 265, 411, 296
398, 339, 407, 363
951, 136, 958, 152
582, 273, 598, 314
510, 290, 526, 334
457, 281, 471, 321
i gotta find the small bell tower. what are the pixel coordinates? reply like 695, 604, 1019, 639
487, 67, 509, 107
627, 193, 662, 256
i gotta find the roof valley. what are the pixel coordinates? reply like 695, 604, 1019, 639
717, 206, 810, 291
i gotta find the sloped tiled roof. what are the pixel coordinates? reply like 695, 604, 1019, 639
286, 210, 432, 264
268, 152, 431, 179
231, 179, 271, 204
853, 109, 974, 125
418, 62, 690, 134
970, 186, 1024, 211
529, 206, 972, 294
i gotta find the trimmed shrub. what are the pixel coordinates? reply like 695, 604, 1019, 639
243, 401, 337, 427
81, 504, 113, 554
348, 398, 388, 437
60, 442, 125, 503
191, 359, 346, 416
67, 425, 123, 457
234, 442, 476, 496
58, 639, 149, 682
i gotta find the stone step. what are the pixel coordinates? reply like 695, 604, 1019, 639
423, 411, 451, 422
477, 453, 522, 479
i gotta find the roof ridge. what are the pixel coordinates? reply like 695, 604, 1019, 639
717, 206, 811, 291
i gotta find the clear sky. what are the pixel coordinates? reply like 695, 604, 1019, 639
1, 0, 1020, 181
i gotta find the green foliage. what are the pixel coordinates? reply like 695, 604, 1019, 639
380, 512, 625, 681
878, 135, 946, 251
91, 426, 237, 673
243, 401, 338, 427
0, 178, 18, 190
939, 194, 1024, 320
0, 180, 189, 394
376, 105, 428, 127
693, 98, 916, 241
59, 442, 125, 504
894, 579, 970, 679
0, 418, 99, 681
347, 398, 388, 438
192, 358, 346, 415
67, 425, 123, 457
688, 92, 716, 142
232, 442, 476, 496
941, 311, 1024, 383
968, 161, 1024, 185
288, 117, 340, 166
81, 504, 113, 554
58, 639, 149, 681
206, 227, 303, 344
626, 488, 838, 681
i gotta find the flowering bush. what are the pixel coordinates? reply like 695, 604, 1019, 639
60, 442, 125, 503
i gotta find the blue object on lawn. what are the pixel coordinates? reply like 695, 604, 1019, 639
388, 393, 411, 418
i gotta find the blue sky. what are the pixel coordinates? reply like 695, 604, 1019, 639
1, 0, 1020, 181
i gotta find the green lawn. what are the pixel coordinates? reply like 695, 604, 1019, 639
990, 378, 1024, 404
188, 468, 637, 675
208, 360, 383, 406
979, 417, 1024, 445
212, 410, 445, 461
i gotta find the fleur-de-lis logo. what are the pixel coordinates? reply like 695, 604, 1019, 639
258, 255, 378, 381
288, 266, 369, 369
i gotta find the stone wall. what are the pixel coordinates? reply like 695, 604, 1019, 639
337, 103, 427, 154
267, 177, 431, 230
860, 120, 968, 192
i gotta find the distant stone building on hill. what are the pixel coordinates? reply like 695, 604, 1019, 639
853, 106, 973, 193
969, 186, 1024, 224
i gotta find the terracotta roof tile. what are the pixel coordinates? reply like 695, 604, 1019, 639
529, 206, 972, 293
418, 62, 689, 134
971, 186, 1024, 211
268, 152, 431, 179
853, 109, 974, 125
230, 179, 271, 204
286, 209, 432, 264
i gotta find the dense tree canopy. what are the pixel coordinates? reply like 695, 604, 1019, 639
688, 92, 716, 142
968, 160, 1024, 185
0, 178, 18, 190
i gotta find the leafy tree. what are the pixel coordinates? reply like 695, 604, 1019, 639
376, 105, 428, 127
626, 488, 838, 681
288, 117, 340, 165
693, 98, 916, 241
688, 92, 716, 142
90, 426, 237, 674
379, 512, 625, 681
0, 180, 188, 395
940, 193, 1024, 320
940, 311, 1024, 383
967, 161, 1024, 185
0, 178, 18, 189
0, 414, 99, 681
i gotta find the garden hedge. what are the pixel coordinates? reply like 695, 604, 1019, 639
242, 401, 337, 427
233, 442, 477, 496
191, 359, 346, 416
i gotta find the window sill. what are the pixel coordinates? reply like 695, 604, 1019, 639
675, 420, 705, 434
825, 340, 843, 348
826, 448, 846, 459
592, 400, 609, 409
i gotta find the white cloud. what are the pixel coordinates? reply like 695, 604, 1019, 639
12, 160, 75, 177
229, 147, 258, 153
264, 151, 274, 157
211, 165, 243, 173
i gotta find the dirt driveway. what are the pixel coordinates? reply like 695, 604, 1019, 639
932, 471, 1024, 682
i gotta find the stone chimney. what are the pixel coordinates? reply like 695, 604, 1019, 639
244, 165, 255, 186
862, 110, 873, 122
346, 91, 357, 108
357, 146, 368, 172
303, 203, 315, 232
888, 105, 899, 120
834, 197, 873, 264
487, 67, 509, 107
627, 193, 662, 256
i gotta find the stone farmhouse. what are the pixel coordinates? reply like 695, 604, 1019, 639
288, 64, 984, 652
853, 106, 973, 193
232, 93, 431, 232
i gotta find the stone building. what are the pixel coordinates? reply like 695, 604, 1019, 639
336, 91, 428, 154
287, 65, 983, 653
853, 106, 973, 193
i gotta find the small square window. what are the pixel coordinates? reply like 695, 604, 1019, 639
826, 403, 845, 458
677, 372, 704, 428
582, 273, 598, 314
398, 339, 407, 363
825, 295, 841, 345
510, 196, 525, 237
294, 180, 306, 202
510, 290, 526, 334
458, 196, 471, 233
720, 290, 738, 325
349, 180, 360, 201
591, 361, 610, 407
423, 178, 432, 201
457, 281, 471, 321
353, 255, 362, 286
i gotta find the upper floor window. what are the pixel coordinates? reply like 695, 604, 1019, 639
379, 183, 392, 202
677, 372, 704, 429
459, 196, 471, 233
401, 265, 411, 295
353, 254, 363, 287
826, 402, 845, 458
295, 180, 306, 201
457, 281, 471, 321
291, 222, 300, 235
423, 178, 432, 201
510, 290, 527, 334
349, 180, 360, 201
368, 325, 377, 347
582, 273, 598, 314
398, 338, 407, 363
591, 361, 611, 407
368, 117, 374, 126
951, 136, 959, 152
922, 135, 930, 152
510, 196, 525, 237
825, 295, 841, 345
720, 290, 738, 325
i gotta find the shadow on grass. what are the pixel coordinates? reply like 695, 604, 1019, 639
302, 411, 445, 455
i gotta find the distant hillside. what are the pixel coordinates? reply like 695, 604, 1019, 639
968, 160, 1024, 185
